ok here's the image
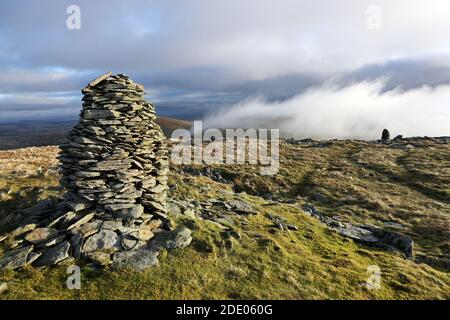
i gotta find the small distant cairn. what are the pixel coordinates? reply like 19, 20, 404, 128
0, 73, 191, 270
381, 129, 390, 141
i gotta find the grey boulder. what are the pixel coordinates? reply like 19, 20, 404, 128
150, 227, 192, 250
83, 230, 122, 253
112, 249, 159, 271
336, 226, 379, 243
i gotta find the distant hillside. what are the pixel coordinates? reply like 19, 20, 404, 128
156, 116, 192, 137
0, 116, 192, 150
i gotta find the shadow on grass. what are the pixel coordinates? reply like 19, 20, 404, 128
350, 155, 449, 205
395, 154, 450, 204
289, 170, 317, 198
0, 187, 51, 234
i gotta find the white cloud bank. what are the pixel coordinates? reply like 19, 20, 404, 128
203, 81, 450, 140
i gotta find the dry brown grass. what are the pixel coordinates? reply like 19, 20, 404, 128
0, 146, 59, 178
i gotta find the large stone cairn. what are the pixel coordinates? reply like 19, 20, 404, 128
0, 73, 184, 270
60, 72, 169, 218
381, 128, 390, 141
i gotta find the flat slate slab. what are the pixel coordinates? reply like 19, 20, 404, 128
88, 71, 112, 87
33, 241, 71, 266
0, 245, 33, 269
337, 226, 378, 243
24, 228, 58, 244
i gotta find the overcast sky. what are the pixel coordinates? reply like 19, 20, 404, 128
0, 1, 449, 137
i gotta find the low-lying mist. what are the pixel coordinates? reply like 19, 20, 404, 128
203, 80, 450, 140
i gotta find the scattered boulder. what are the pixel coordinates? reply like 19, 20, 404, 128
167, 202, 182, 217
336, 225, 378, 243
361, 225, 414, 258
182, 166, 230, 184
302, 204, 414, 258
270, 215, 298, 231
226, 199, 258, 215
383, 221, 405, 230
165, 227, 193, 249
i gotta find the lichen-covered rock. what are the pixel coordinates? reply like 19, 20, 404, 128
112, 249, 159, 271
336, 226, 378, 243
150, 227, 193, 250
83, 230, 122, 253
361, 225, 414, 258
302, 204, 415, 258
24, 228, 58, 244
85, 252, 113, 266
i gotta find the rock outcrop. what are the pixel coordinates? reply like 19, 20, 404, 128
302, 204, 414, 258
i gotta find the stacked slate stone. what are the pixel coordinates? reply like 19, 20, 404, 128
59, 72, 169, 217
0, 72, 182, 270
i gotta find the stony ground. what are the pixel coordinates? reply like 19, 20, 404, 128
0, 138, 449, 299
